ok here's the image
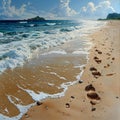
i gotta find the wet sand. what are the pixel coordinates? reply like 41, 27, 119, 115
0, 34, 88, 118
21, 21, 120, 120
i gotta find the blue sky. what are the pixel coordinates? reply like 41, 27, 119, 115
0, 0, 120, 19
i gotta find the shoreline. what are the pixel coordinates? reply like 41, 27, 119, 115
21, 20, 120, 120
0, 20, 95, 119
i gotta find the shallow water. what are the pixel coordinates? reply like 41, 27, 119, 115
0, 20, 106, 119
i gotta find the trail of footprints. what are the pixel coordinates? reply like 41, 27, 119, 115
93, 47, 115, 78
85, 84, 101, 111
64, 46, 116, 112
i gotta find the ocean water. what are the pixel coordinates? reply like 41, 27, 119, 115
0, 20, 106, 120
0, 20, 105, 74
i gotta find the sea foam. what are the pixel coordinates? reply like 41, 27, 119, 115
0, 20, 106, 74
0, 20, 106, 120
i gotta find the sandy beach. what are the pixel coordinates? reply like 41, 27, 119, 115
21, 20, 120, 120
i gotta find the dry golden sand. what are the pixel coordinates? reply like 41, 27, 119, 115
21, 21, 120, 120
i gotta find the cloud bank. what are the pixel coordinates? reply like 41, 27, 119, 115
2, 0, 27, 18
0, 0, 117, 19
81, 1, 115, 18
60, 0, 77, 17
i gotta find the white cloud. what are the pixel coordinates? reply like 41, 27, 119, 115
59, 0, 77, 17
82, 7, 87, 12
87, 2, 96, 12
96, 1, 115, 12
2, 0, 27, 18
81, 1, 115, 18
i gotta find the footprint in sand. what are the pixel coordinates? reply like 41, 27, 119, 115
65, 96, 75, 109
91, 108, 96, 111
85, 84, 101, 107
112, 57, 115, 60
104, 64, 110, 68
90, 67, 97, 71
87, 92, 100, 101
65, 103, 70, 108
101, 44, 105, 46
95, 49, 102, 54
90, 67, 101, 79
85, 84, 96, 91
94, 57, 102, 64
71, 96, 75, 99
106, 53, 111, 56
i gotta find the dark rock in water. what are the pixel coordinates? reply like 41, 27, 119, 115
25, 113, 29, 118
36, 101, 43, 106
79, 80, 83, 84
85, 84, 96, 91
22, 34, 29, 38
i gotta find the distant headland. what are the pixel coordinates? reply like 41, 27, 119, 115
0, 16, 46, 22
98, 13, 120, 20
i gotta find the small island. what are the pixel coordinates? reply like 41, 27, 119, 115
0, 16, 46, 22
27, 16, 46, 21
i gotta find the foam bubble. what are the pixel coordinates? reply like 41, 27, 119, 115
46, 23, 56, 26
19, 21, 27, 24
0, 20, 106, 74
72, 50, 88, 55
41, 50, 67, 55
0, 32, 3, 37
0, 95, 34, 120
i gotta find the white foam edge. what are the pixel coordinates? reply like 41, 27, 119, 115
0, 63, 87, 120
46, 23, 56, 26
41, 50, 67, 55
16, 63, 86, 102
19, 21, 27, 24
0, 32, 3, 36
48, 83, 55, 86
0, 20, 105, 75
72, 50, 89, 55
0, 96, 34, 120
50, 72, 67, 81
38, 70, 67, 81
